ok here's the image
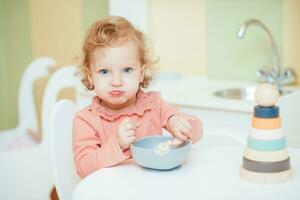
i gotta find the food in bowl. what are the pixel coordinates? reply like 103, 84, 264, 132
131, 135, 192, 170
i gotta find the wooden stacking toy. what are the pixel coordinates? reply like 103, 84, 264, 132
240, 83, 293, 183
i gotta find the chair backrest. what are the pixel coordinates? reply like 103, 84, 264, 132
18, 57, 55, 131
278, 89, 300, 148
41, 65, 80, 145
50, 100, 80, 200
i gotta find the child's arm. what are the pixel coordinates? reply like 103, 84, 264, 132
72, 114, 128, 178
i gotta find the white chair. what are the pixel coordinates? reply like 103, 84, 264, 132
0, 65, 82, 200
41, 66, 80, 146
50, 100, 80, 200
0, 57, 55, 151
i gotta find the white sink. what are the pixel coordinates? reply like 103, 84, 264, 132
213, 86, 256, 101
213, 86, 292, 101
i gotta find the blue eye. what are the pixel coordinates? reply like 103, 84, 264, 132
98, 69, 108, 75
123, 67, 133, 73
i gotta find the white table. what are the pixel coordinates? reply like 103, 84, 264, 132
73, 145, 300, 200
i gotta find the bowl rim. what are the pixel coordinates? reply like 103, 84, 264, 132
131, 135, 192, 153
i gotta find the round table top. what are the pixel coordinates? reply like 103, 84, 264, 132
73, 146, 300, 200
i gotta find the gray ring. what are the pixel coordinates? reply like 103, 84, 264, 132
243, 157, 290, 173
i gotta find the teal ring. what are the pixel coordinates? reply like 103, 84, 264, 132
247, 136, 286, 151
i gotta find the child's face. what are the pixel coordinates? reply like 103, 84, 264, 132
89, 40, 144, 110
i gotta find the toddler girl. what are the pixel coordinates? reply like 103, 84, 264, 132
73, 16, 203, 178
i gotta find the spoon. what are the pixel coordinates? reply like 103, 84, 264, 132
154, 138, 183, 155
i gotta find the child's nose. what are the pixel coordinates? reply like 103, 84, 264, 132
110, 73, 123, 86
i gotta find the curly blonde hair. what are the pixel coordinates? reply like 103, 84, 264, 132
80, 16, 157, 90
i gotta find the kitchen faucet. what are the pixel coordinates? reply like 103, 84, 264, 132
236, 19, 296, 92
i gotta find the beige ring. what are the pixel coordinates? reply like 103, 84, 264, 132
250, 127, 284, 140
252, 117, 281, 129
240, 166, 293, 184
244, 147, 289, 162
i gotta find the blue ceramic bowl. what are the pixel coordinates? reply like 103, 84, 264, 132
131, 135, 192, 170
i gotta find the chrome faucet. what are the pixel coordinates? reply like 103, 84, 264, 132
236, 19, 296, 92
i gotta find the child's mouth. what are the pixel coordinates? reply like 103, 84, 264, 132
109, 90, 125, 96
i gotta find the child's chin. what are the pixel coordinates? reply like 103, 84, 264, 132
106, 99, 127, 107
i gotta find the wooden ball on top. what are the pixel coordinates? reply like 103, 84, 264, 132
255, 83, 279, 107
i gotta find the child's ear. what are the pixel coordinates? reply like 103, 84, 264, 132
87, 72, 94, 89
140, 64, 146, 82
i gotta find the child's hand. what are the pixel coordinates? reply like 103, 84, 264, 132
117, 118, 139, 150
167, 114, 199, 142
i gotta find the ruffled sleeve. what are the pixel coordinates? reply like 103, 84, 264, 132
72, 111, 129, 178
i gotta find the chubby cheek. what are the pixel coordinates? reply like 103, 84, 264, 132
94, 86, 105, 98
93, 77, 108, 97
124, 77, 140, 91
129, 84, 140, 96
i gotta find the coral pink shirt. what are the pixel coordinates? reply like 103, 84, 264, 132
73, 90, 201, 178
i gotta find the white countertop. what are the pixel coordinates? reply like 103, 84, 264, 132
148, 75, 300, 112
148, 75, 257, 112
73, 145, 300, 200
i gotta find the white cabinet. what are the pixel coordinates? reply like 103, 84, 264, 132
150, 75, 300, 148
174, 89, 300, 148
176, 104, 252, 148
